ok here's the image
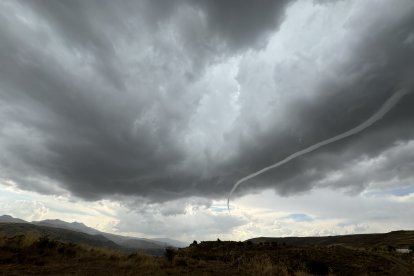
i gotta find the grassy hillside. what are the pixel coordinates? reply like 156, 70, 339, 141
2, 215, 179, 252
0, 230, 413, 275
0, 223, 166, 256
247, 230, 414, 248
0, 234, 164, 275
0, 223, 123, 251
178, 240, 414, 275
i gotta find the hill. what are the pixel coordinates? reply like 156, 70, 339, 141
0, 215, 28, 224
0, 233, 413, 275
2, 215, 186, 251
32, 219, 101, 235
247, 230, 414, 249
34, 219, 177, 253
0, 223, 123, 251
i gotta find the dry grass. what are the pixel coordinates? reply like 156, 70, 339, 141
242, 255, 289, 275
0, 235, 413, 275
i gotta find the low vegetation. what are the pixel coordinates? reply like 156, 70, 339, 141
0, 232, 413, 275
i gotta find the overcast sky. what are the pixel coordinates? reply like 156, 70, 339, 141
1, 0, 414, 242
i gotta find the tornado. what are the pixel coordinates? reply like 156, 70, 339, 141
227, 89, 409, 212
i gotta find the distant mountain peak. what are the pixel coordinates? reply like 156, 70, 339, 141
71, 221, 87, 226
42, 219, 64, 223
40, 219, 87, 227
33, 219, 100, 236
0, 215, 28, 223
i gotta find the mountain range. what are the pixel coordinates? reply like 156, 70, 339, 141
0, 215, 187, 253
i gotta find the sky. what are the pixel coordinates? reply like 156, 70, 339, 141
1, 0, 414, 243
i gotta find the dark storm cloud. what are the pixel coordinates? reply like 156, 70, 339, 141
18, 0, 128, 90
190, 0, 293, 51
0, 0, 293, 201
141, 0, 294, 52
0, 2, 183, 199
0, 0, 413, 203
227, 2, 414, 197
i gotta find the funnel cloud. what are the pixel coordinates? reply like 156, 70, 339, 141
228, 89, 410, 212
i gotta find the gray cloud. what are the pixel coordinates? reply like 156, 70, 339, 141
226, 1, 414, 197
114, 198, 245, 239
0, 0, 413, 205
190, 0, 293, 51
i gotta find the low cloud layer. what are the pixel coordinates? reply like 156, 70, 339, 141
0, 0, 413, 204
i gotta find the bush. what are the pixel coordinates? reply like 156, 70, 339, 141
36, 236, 57, 250
164, 247, 176, 262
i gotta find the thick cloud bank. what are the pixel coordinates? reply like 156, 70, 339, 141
0, 0, 413, 203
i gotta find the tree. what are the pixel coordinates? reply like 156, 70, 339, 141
164, 247, 176, 262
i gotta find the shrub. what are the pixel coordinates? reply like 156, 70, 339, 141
36, 236, 57, 250
164, 247, 176, 262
